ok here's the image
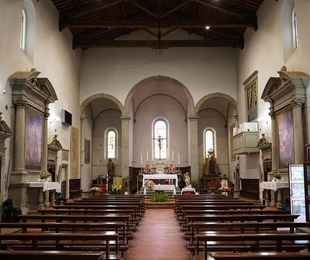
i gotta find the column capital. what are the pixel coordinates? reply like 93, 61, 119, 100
44, 107, 50, 118
269, 107, 275, 119
14, 99, 28, 108
291, 99, 303, 108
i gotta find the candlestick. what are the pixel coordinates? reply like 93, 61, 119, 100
178, 154, 180, 165
147, 151, 149, 162
172, 150, 174, 162
140, 154, 143, 166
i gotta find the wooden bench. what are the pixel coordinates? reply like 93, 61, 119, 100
0, 232, 120, 260
54, 204, 143, 223
210, 251, 310, 260
0, 250, 107, 260
38, 208, 139, 227
195, 232, 310, 260
187, 221, 310, 245
177, 209, 283, 227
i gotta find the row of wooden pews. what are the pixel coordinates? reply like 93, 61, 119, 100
174, 194, 310, 260
0, 194, 145, 260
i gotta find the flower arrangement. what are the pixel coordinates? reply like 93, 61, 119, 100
273, 171, 282, 179
39, 171, 51, 181
89, 187, 100, 192
143, 164, 154, 174
219, 186, 230, 192
166, 164, 176, 174
272, 171, 282, 182
145, 180, 155, 190
111, 184, 122, 194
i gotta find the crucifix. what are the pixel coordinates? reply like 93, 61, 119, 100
154, 133, 166, 160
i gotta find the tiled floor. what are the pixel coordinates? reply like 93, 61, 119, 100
126, 208, 192, 260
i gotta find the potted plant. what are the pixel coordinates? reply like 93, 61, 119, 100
272, 172, 282, 182
150, 192, 169, 202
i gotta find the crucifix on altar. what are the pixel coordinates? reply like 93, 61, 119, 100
154, 133, 167, 172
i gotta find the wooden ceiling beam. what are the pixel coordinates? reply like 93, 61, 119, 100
73, 39, 242, 49
61, 18, 256, 30
68, 0, 122, 19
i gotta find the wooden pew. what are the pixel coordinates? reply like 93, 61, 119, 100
0, 222, 127, 244
0, 250, 106, 260
187, 221, 310, 245
0, 232, 119, 260
54, 204, 143, 223
38, 208, 138, 227
195, 232, 310, 260
177, 209, 283, 227
210, 251, 310, 260
183, 214, 299, 231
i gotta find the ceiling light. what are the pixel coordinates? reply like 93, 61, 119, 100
205, 26, 210, 30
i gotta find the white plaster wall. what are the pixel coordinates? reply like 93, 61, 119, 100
92, 110, 122, 179
133, 95, 187, 167
80, 47, 237, 107
0, 0, 81, 200
236, 0, 310, 179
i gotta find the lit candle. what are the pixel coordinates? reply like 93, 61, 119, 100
178, 154, 180, 165
140, 154, 143, 166
172, 150, 174, 162
147, 151, 149, 162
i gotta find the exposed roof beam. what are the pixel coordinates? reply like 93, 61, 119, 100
161, 0, 191, 18
68, 0, 122, 19
128, 0, 157, 18
61, 18, 256, 30
73, 39, 243, 49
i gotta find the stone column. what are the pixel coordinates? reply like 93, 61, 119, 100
41, 107, 49, 172
121, 117, 131, 178
13, 99, 27, 172
269, 108, 279, 171
292, 101, 304, 163
188, 116, 199, 180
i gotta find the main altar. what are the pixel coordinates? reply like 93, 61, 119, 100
142, 173, 179, 195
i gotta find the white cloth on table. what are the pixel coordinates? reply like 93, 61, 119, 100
27, 182, 61, 192
142, 174, 178, 187
260, 181, 289, 191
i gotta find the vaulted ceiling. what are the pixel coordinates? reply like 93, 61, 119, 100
51, 0, 265, 50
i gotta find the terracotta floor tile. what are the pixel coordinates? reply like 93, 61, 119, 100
126, 208, 192, 260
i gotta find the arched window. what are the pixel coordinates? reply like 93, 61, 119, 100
107, 129, 116, 159
292, 8, 298, 48
204, 128, 216, 158
153, 120, 167, 160
20, 9, 26, 50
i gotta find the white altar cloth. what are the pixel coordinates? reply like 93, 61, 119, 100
144, 184, 176, 195
260, 181, 289, 191
142, 174, 178, 187
27, 181, 61, 192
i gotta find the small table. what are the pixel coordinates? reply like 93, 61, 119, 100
27, 182, 61, 209
261, 181, 289, 207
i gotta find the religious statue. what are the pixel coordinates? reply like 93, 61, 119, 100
202, 150, 221, 176
184, 172, 191, 188
107, 159, 115, 178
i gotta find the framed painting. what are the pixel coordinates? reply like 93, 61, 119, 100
25, 106, 43, 169
243, 71, 258, 122
277, 109, 294, 169
70, 126, 79, 178
84, 138, 90, 164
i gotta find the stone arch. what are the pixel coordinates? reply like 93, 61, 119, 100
80, 93, 124, 117
123, 75, 196, 118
